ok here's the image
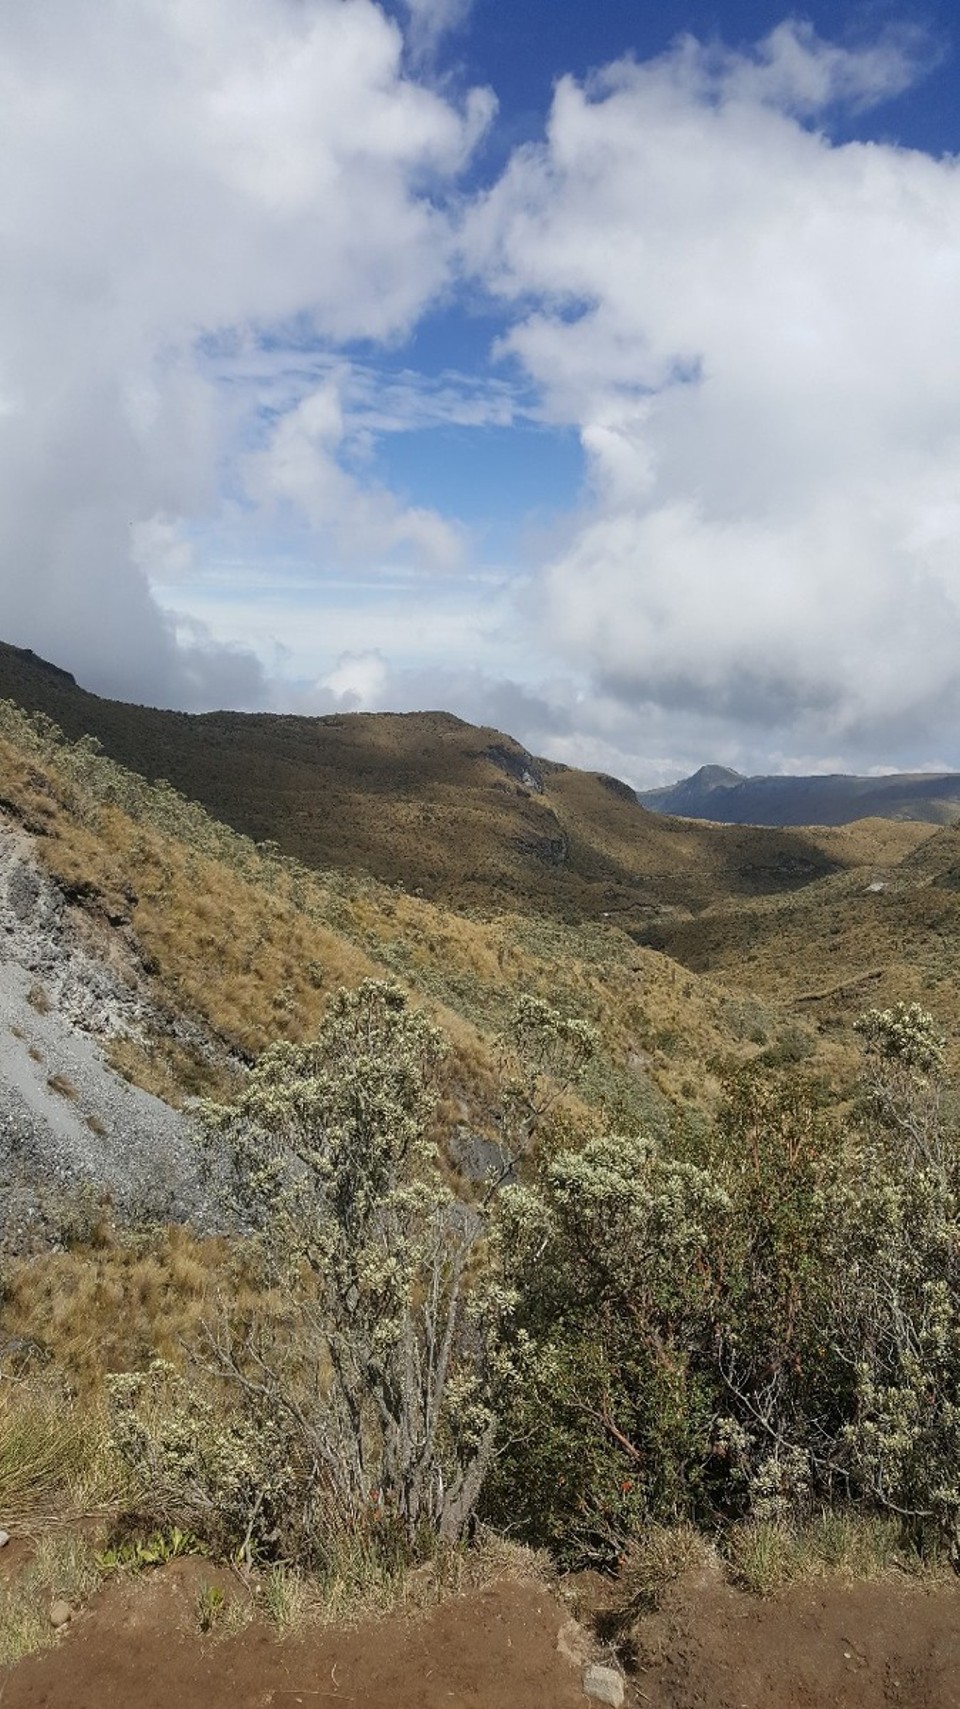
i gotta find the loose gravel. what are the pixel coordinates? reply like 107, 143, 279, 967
0, 820, 214, 1246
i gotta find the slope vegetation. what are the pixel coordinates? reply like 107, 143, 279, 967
639, 816, 960, 1058
0, 694, 829, 1200
0, 641, 869, 924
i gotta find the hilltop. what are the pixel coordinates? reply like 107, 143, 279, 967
640, 762, 960, 826
0, 641, 911, 928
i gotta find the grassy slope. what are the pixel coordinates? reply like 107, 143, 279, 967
0, 699, 803, 1146
2, 656, 948, 1121
3, 681, 960, 1535
640, 817, 960, 1067
0, 641, 875, 925
0, 698, 838, 1387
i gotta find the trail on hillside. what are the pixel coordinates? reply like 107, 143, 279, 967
3, 1558, 960, 1709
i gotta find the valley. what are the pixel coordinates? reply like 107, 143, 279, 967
3, 655, 960, 1709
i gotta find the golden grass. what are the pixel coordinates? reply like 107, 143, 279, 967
722, 1511, 952, 1597
0, 1226, 235, 1392
0, 648, 895, 930
0, 715, 795, 1135
6, 685, 954, 1153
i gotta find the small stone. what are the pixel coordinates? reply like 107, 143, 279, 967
48, 1600, 72, 1629
557, 1617, 589, 1667
0, 1530, 10, 1548
583, 1663, 624, 1707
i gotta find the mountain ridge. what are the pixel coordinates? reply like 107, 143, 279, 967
0, 639, 866, 924
639, 764, 960, 827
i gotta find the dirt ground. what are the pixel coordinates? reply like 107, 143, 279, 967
4, 1555, 960, 1709
628, 1566, 960, 1708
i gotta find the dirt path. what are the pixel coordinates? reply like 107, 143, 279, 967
1, 1564, 588, 1709
4, 1558, 960, 1709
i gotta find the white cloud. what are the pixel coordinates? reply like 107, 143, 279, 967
466, 22, 960, 764
0, 0, 492, 706
319, 649, 392, 708
400, 0, 473, 61
244, 375, 464, 570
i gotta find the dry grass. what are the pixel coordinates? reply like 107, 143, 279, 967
722, 1511, 952, 1597
5, 687, 956, 1149
46, 1072, 78, 1100
0, 1375, 128, 1530
0, 1226, 235, 1393
0, 650, 897, 929
616, 1522, 714, 1612
256, 1530, 551, 1636
0, 714, 795, 1135
0, 1531, 105, 1666
105, 1034, 233, 1107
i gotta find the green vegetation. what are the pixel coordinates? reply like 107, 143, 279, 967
0, 640, 877, 925
0, 1533, 104, 1666
4, 668, 960, 1650
59, 994, 960, 1590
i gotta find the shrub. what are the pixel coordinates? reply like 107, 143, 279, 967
484, 1132, 728, 1565
190, 980, 500, 1563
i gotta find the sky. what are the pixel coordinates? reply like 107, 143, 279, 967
2, 1, 960, 787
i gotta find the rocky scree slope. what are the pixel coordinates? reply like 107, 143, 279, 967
0, 817, 213, 1247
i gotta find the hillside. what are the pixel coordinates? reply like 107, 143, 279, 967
0, 640, 877, 925
2, 690, 838, 1246
5, 660, 960, 1707
640, 763, 960, 826
636, 815, 960, 1052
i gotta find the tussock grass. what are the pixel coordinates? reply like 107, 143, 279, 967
0, 1226, 235, 1393
0, 1377, 127, 1529
723, 1511, 952, 1597
0, 1532, 104, 1666
617, 1522, 713, 1612
255, 1530, 551, 1636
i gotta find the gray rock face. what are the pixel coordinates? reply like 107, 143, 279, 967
582, 1663, 625, 1707
448, 1127, 516, 1187
0, 820, 219, 1246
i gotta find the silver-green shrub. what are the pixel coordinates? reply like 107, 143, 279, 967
190, 979, 501, 1559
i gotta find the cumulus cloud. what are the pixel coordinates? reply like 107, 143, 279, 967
245, 375, 464, 571
400, 0, 473, 62
295, 646, 575, 738
466, 21, 960, 766
0, 0, 491, 706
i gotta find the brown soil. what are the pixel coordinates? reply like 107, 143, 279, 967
4, 1558, 960, 1708
628, 1566, 960, 1708
1, 1560, 587, 1709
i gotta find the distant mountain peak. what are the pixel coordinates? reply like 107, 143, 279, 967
639, 762, 960, 828
689, 765, 744, 788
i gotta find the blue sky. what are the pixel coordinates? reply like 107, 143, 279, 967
2, 0, 960, 785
